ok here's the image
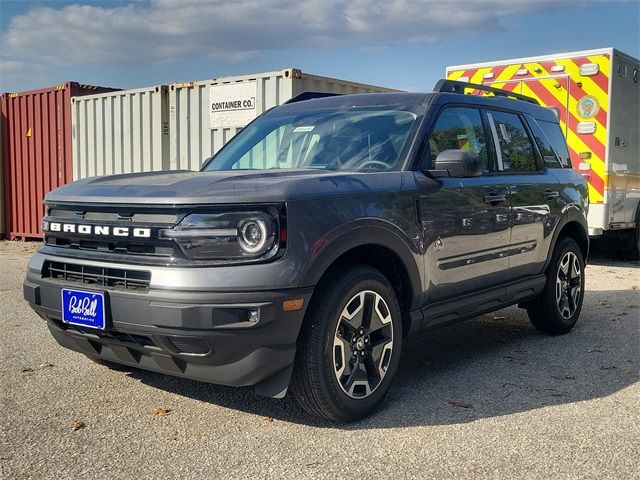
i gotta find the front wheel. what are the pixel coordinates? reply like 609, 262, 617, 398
527, 237, 585, 335
290, 265, 402, 422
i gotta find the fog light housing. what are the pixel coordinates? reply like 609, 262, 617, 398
247, 310, 260, 325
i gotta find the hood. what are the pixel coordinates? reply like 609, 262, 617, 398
45, 169, 404, 205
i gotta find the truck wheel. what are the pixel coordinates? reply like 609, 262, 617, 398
527, 237, 585, 335
291, 265, 402, 422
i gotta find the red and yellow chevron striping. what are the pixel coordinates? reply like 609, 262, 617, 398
447, 53, 611, 204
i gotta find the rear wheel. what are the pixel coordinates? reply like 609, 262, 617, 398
291, 265, 402, 422
527, 237, 585, 335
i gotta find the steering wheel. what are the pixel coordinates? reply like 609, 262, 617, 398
357, 159, 393, 171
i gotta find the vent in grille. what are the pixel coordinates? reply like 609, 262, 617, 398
167, 336, 211, 355
49, 209, 178, 225
43, 261, 151, 291
59, 322, 160, 349
45, 237, 175, 257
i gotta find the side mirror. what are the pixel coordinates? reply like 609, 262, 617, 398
432, 149, 483, 178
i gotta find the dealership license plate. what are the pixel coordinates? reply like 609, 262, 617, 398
61, 288, 106, 330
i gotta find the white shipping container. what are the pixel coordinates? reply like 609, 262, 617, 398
168, 68, 397, 171
72, 86, 169, 180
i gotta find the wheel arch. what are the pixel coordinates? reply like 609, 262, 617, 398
299, 228, 422, 338
544, 208, 589, 271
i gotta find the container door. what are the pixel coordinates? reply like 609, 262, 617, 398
2, 88, 72, 239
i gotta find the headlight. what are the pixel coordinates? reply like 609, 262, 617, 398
160, 211, 279, 261
239, 218, 269, 253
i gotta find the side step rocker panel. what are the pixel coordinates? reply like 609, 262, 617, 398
417, 275, 546, 332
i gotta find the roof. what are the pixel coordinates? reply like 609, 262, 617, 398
274, 90, 558, 123
276, 92, 432, 112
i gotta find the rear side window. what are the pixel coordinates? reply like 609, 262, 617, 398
487, 111, 538, 173
538, 120, 572, 168
526, 117, 563, 168
427, 107, 489, 171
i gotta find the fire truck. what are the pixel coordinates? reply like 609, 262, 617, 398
447, 48, 639, 257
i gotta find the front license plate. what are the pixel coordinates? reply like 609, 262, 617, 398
61, 288, 106, 330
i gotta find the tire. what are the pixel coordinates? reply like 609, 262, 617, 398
527, 237, 585, 335
624, 206, 640, 260
290, 265, 403, 422
84, 354, 130, 371
631, 225, 640, 261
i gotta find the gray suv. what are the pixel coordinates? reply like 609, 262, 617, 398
24, 80, 589, 421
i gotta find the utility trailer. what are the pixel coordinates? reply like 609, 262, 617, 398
446, 48, 640, 256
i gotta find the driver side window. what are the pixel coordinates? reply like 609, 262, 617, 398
427, 107, 489, 172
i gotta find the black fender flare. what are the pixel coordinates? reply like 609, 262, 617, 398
543, 206, 589, 271
298, 225, 423, 310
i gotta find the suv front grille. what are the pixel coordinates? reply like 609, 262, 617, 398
44, 206, 179, 259
43, 261, 151, 291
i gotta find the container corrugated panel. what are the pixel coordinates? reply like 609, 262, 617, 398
1, 82, 118, 239
72, 85, 169, 180
168, 68, 397, 171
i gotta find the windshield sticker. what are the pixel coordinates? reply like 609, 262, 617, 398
293, 126, 315, 133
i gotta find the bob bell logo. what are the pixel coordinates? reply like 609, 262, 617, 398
44, 222, 151, 238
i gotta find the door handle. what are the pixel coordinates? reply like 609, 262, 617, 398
543, 189, 559, 199
484, 193, 507, 205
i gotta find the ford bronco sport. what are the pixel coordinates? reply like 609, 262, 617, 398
24, 80, 589, 422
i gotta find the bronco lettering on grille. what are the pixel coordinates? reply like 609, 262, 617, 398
45, 222, 151, 238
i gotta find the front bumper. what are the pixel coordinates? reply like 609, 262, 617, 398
23, 254, 313, 398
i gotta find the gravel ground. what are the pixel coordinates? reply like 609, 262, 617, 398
1, 241, 638, 480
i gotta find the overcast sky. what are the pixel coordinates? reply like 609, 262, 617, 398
0, 0, 638, 93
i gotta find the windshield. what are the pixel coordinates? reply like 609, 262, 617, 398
204, 107, 418, 172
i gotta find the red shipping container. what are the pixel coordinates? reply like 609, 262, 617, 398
1, 82, 118, 239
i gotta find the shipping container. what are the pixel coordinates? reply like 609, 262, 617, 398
72, 85, 169, 180
446, 48, 640, 244
1, 82, 118, 239
167, 68, 397, 171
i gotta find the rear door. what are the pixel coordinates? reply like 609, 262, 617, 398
484, 109, 562, 276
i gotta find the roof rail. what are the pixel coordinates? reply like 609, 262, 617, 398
433, 79, 539, 105
285, 91, 342, 104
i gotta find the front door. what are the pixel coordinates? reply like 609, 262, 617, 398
417, 106, 512, 303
